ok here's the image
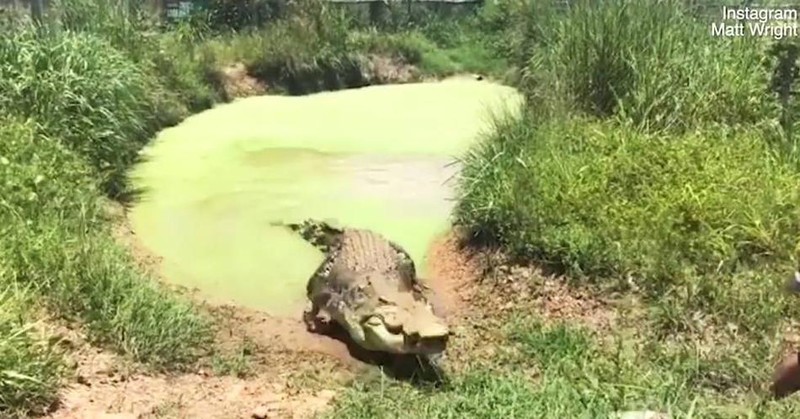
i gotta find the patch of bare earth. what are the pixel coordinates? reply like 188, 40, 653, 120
423, 230, 619, 370
42, 320, 339, 419
218, 63, 268, 100
429, 229, 618, 325
361, 55, 420, 85
217, 55, 421, 103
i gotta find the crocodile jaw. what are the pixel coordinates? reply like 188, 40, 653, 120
362, 313, 449, 356
362, 316, 406, 353
403, 321, 449, 356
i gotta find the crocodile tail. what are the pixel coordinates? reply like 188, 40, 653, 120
272, 219, 343, 252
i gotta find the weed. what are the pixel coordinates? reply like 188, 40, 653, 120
209, 337, 256, 378
0, 117, 213, 372
0, 288, 64, 417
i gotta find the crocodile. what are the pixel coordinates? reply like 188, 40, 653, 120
274, 219, 450, 358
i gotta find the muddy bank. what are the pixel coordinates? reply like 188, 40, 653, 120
217, 54, 421, 100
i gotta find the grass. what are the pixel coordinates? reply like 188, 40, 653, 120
0, 115, 213, 372
0, 287, 64, 417
327, 308, 794, 418
7, 0, 800, 416
0, 0, 505, 416
430, 0, 800, 416
326, 0, 800, 418
208, 337, 257, 378
325, 318, 715, 418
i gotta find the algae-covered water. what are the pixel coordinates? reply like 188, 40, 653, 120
129, 78, 523, 315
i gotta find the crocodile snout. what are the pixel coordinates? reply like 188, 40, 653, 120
405, 326, 449, 355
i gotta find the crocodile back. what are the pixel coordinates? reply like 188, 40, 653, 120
337, 229, 403, 275
327, 228, 419, 295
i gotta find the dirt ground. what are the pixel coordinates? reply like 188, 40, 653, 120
218, 63, 268, 100
40, 193, 616, 419
215, 55, 422, 102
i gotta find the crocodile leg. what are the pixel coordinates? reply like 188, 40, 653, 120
304, 271, 335, 333
303, 290, 333, 333
386, 239, 416, 275
386, 239, 427, 294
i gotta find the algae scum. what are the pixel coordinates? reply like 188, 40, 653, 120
129, 78, 522, 315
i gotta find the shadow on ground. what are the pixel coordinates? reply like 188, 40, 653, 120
314, 320, 449, 387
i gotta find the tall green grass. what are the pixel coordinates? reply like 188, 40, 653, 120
514, 0, 777, 131
457, 114, 800, 330
0, 117, 213, 367
0, 287, 64, 417
0, 27, 163, 196
455, 0, 798, 303
0, 0, 497, 415
0, 3, 219, 415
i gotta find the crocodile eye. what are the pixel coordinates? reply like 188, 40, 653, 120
365, 316, 383, 327
386, 324, 403, 334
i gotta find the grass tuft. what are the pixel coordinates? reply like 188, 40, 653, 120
0, 288, 64, 417
0, 117, 213, 371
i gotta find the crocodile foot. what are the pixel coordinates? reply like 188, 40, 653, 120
302, 309, 332, 334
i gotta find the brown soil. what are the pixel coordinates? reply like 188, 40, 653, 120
216, 55, 421, 102
361, 55, 420, 85
218, 63, 268, 100
44, 324, 339, 419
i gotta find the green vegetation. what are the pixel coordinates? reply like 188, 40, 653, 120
328, 316, 780, 418
455, 0, 800, 326
5, 0, 800, 416
440, 0, 800, 417
0, 0, 505, 416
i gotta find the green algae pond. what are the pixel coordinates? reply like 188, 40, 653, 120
128, 78, 523, 316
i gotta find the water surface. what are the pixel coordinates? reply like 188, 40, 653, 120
129, 78, 523, 315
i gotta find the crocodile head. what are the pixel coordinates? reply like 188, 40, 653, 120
359, 289, 450, 356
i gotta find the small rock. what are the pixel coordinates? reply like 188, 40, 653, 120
251, 405, 273, 419
76, 374, 90, 385
317, 389, 336, 400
